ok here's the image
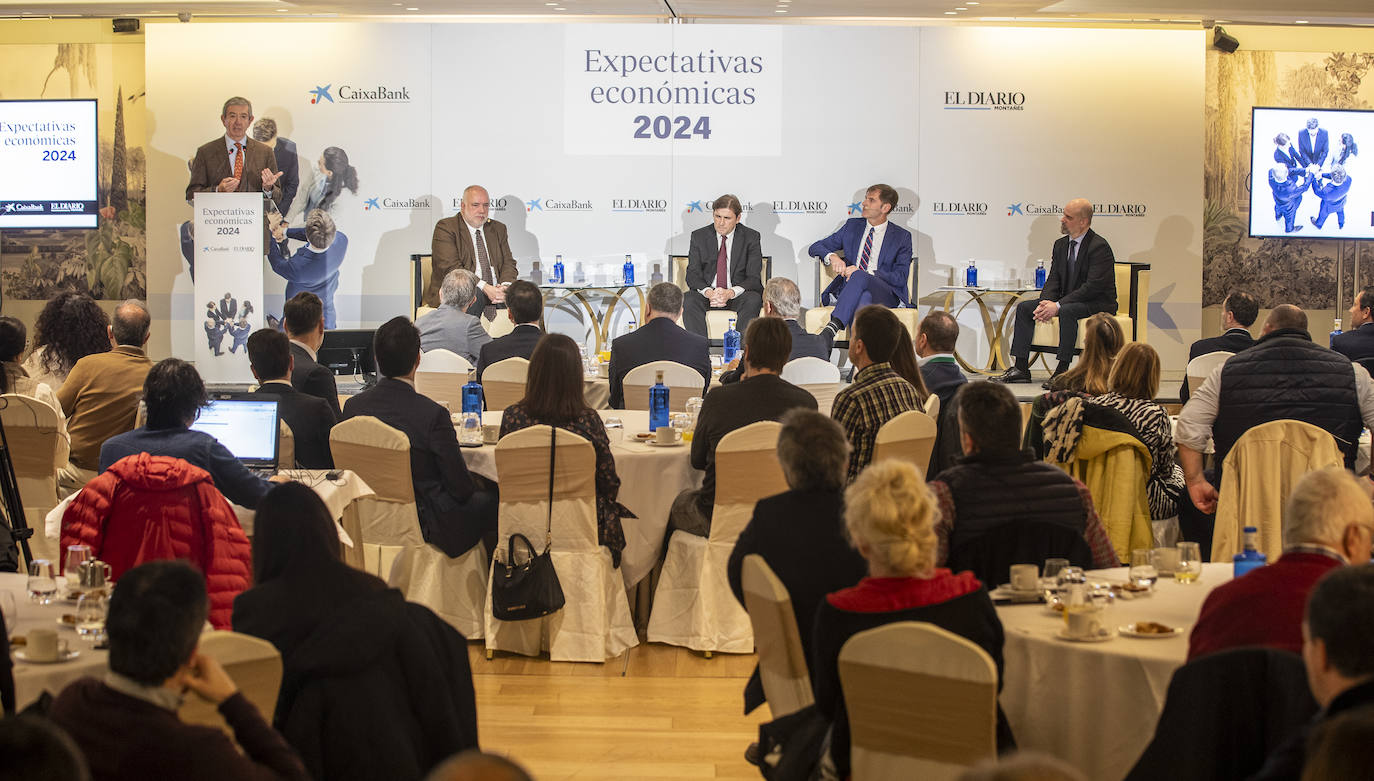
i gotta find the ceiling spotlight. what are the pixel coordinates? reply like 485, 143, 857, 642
1212, 25, 1239, 52
1295, 19, 1309, 23
945, 10, 957, 14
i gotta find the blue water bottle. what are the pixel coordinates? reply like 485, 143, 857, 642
462, 370, 483, 413
623, 254, 635, 286
1233, 526, 1268, 578
553, 254, 565, 285
1331, 317, 1343, 348
649, 370, 670, 431
1035, 259, 1046, 289
965, 259, 978, 287
723, 318, 741, 363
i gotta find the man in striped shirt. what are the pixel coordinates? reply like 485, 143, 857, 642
831, 305, 924, 481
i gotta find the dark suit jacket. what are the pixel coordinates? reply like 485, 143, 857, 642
1039, 228, 1117, 314
273, 136, 300, 215
1332, 322, 1374, 363
253, 381, 336, 469
1179, 327, 1255, 402
474, 324, 543, 382
810, 217, 914, 307
686, 223, 763, 293
920, 358, 968, 477
1298, 127, 1329, 168
290, 342, 343, 421
608, 317, 711, 409
341, 378, 481, 555
186, 136, 282, 204
423, 217, 518, 307
719, 319, 829, 384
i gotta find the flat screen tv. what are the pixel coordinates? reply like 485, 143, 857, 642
1250, 106, 1370, 239
0, 99, 99, 228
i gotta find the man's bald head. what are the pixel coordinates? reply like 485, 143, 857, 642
424, 751, 533, 781
1065, 198, 1093, 222
1263, 304, 1307, 335
111, 299, 151, 346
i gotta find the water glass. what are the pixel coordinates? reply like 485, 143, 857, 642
1042, 557, 1070, 584
604, 416, 623, 443
1129, 548, 1158, 588
1175, 541, 1202, 584
75, 591, 109, 642
685, 397, 704, 421
64, 544, 92, 579
27, 559, 58, 604
670, 412, 693, 442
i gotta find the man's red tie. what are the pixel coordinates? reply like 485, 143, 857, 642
232, 142, 244, 185
716, 234, 728, 288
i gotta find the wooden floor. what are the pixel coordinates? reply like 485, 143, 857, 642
468, 641, 771, 780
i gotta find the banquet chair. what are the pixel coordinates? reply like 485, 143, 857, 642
329, 416, 487, 638
668, 254, 773, 340
1185, 351, 1233, 397
740, 554, 813, 719
946, 521, 1094, 589
181, 631, 283, 733
803, 256, 920, 347
838, 622, 998, 780
1028, 261, 1149, 362
871, 410, 938, 476
416, 348, 473, 412
648, 421, 786, 655
1211, 419, 1342, 563
622, 360, 704, 412
0, 393, 68, 563
924, 392, 941, 422
781, 357, 842, 414
485, 425, 636, 662
410, 253, 434, 319
277, 419, 295, 470
481, 357, 529, 412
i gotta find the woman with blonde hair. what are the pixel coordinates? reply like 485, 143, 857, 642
1090, 342, 1185, 519
1048, 312, 1124, 394
810, 461, 1012, 778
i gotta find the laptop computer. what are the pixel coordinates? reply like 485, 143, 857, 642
191, 394, 281, 476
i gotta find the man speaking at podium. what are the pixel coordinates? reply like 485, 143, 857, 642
185, 97, 283, 205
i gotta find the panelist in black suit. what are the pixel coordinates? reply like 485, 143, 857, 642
997, 198, 1117, 384
683, 194, 764, 339
474, 280, 544, 382
1333, 286, 1374, 364
1179, 291, 1258, 403
719, 277, 829, 384
341, 317, 496, 558
247, 329, 336, 469
283, 292, 342, 420
608, 283, 712, 410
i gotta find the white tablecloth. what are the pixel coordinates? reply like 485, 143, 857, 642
996, 562, 1233, 781
6, 574, 110, 707
460, 409, 700, 589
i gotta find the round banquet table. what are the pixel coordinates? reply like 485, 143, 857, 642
995, 562, 1233, 781
5, 574, 110, 708
458, 408, 700, 590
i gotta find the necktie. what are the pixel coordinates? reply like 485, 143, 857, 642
716, 234, 728, 288
858, 227, 874, 271
1066, 239, 1078, 283
232, 142, 244, 185
474, 228, 497, 320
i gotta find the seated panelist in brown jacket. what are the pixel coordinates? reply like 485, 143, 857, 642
185, 96, 283, 205
423, 184, 519, 316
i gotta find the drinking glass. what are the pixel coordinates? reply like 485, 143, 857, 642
27, 559, 58, 604
604, 416, 623, 443
1042, 558, 1070, 584
1129, 548, 1158, 588
0, 592, 16, 638
670, 412, 693, 442
1175, 541, 1202, 584
64, 544, 92, 581
75, 591, 108, 642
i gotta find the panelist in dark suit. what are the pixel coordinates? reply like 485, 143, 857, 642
251, 117, 300, 215
1334, 286, 1374, 363
1179, 291, 1257, 403
185, 97, 282, 205
608, 283, 711, 410
247, 329, 337, 469
474, 281, 544, 382
719, 277, 828, 384
283, 292, 342, 421
997, 198, 1117, 384
1297, 117, 1329, 168
341, 318, 496, 558
810, 184, 914, 343
422, 185, 518, 317
683, 194, 764, 339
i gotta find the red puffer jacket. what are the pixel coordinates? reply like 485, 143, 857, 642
61, 453, 251, 629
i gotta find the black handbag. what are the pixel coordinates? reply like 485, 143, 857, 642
490, 426, 566, 621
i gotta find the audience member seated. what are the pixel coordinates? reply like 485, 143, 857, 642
62, 453, 251, 628
342, 317, 497, 558
1046, 311, 1123, 394
608, 282, 711, 409
0, 715, 90, 779
958, 752, 1086, 781
418, 268, 492, 365
917, 310, 968, 477
56, 299, 153, 493
473, 280, 543, 382
811, 460, 1012, 779
50, 561, 308, 781
1179, 290, 1257, 402
0, 315, 68, 431
233, 482, 478, 781
1188, 467, 1371, 661
726, 409, 867, 714
100, 359, 282, 509
247, 329, 336, 469
1252, 565, 1374, 781
22, 291, 110, 393
669, 318, 816, 537
1333, 285, 1374, 363
929, 381, 1118, 571
888, 325, 933, 401
719, 277, 829, 384
1089, 343, 1185, 520
1299, 707, 1374, 781
424, 750, 534, 781
283, 291, 342, 420
499, 333, 631, 566
830, 305, 926, 482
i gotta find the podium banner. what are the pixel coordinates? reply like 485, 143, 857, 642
193, 192, 264, 383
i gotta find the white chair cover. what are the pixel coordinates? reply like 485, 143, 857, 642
482, 313, 517, 338
924, 393, 941, 422
1, 393, 68, 562
741, 554, 814, 719
277, 419, 295, 470
485, 426, 636, 662
783, 357, 843, 414
1032, 314, 1135, 350
839, 622, 998, 780
418, 348, 473, 374
1185, 351, 1233, 396
648, 421, 786, 653
329, 416, 487, 638
872, 410, 938, 476
181, 631, 282, 732
622, 360, 703, 412
482, 357, 530, 412
416, 349, 473, 412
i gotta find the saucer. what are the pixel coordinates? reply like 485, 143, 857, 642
1055, 628, 1112, 643
14, 648, 80, 664
646, 439, 686, 448
1118, 623, 1184, 639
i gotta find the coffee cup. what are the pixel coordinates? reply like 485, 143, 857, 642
1009, 564, 1039, 592
27, 627, 68, 662
1153, 546, 1181, 575
656, 427, 680, 445
1065, 605, 1104, 639
482, 424, 501, 445
597, 363, 609, 379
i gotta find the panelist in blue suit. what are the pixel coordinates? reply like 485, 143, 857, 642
808, 184, 913, 344
1311, 165, 1352, 230
1269, 165, 1310, 234
268, 209, 349, 330
1297, 117, 1329, 168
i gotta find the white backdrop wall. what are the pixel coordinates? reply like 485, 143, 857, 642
146, 23, 1201, 370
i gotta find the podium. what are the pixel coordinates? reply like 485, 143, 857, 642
193, 192, 266, 383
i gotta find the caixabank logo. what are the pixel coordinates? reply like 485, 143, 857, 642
848, 202, 914, 216
612, 198, 669, 214
944, 91, 1026, 111
525, 198, 594, 212
1006, 202, 1063, 216
364, 196, 431, 212
309, 83, 412, 106
931, 201, 989, 216
686, 199, 755, 214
